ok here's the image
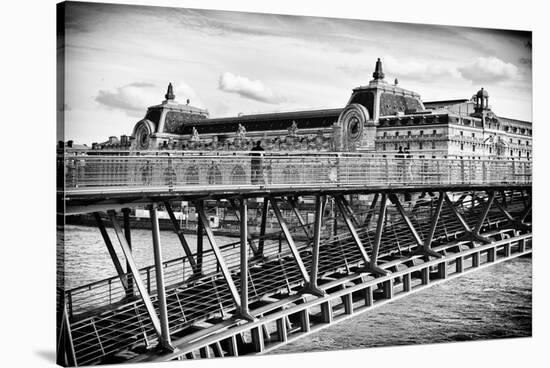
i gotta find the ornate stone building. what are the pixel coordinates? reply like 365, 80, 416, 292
92, 59, 532, 161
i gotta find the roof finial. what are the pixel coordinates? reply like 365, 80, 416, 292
165, 83, 175, 100
372, 58, 385, 80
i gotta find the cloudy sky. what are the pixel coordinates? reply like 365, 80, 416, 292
60, 2, 532, 144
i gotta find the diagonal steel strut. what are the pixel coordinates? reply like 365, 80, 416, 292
268, 196, 310, 284
304, 195, 326, 297
334, 195, 370, 265
422, 191, 445, 258
163, 201, 200, 276
388, 193, 423, 247
335, 194, 387, 275
107, 210, 162, 338
473, 191, 496, 235
93, 212, 129, 290
363, 193, 379, 228
287, 196, 311, 241
195, 201, 252, 320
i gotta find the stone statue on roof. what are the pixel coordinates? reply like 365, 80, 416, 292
288, 121, 298, 137
191, 127, 200, 141
236, 124, 247, 140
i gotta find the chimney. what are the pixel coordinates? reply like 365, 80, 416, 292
67, 140, 73, 148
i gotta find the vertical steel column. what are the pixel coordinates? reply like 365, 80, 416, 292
60, 302, 77, 366
93, 213, 128, 290
107, 211, 162, 338
269, 196, 311, 284
371, 193, 388, 273
239, 198, 252, 318
163, 201, 200, 276
422, 191, 445, 258
196, 204, 204, 274
229, 198, 259, 255
149, 204, 174, 350
196, 201, 247, 316
258, 198, 269, 256
122, 208, 134, 296
473, 191, 496, 235
305, 195, 326, 297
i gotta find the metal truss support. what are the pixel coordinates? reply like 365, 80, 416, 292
107, 210, 163, 339
421, 191, 445, 258
196, 206, 204, 274
122, 208, 135, 296
163, 201, 200, 276
389, 193, 442, 259
363, 193, 379, 228
149, 204, 176, 351
335, 194, 387, 275
339, 195, 360, 228
239, 198, 255, 319
370, 193, 390, 275
389, 193, 422, 246
288, 196, 311, 241
494, 193, 531, 231
473, 191, 496, 235
444, 193, 491, 243
443, 193, 472, 233
57, 301, 77, 367
195, 201, 253, 320
269, 196, 311, 284
494, 196, 515, 221
303, 195, 327, 297
228, 198, 259, 256
93, 212, 129, 290
258, 198, 269, 257
520, 202, 532, 223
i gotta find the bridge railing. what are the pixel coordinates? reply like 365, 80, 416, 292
62, 151, 532, 193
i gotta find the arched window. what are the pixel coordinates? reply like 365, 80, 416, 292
185, 166, 199, 185
207, 165, 222, 185
230, 165, 246, 185
162, 166, 177, 186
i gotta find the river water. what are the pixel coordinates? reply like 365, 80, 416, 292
61, 224, 532, 351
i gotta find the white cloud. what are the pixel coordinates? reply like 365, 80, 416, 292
218, 72, 285, 104
458, 56, 520, 84
95, 81, 204, 116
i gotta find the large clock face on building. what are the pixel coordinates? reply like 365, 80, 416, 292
337, 103, 369, 149
348, 116, 362, 141
135, 124, 151, 150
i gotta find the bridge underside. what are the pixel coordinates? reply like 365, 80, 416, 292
57, 187, 532, 366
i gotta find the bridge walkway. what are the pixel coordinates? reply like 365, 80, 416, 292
64, 190, 529, 365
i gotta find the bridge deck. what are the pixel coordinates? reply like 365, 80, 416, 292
62, 190, 531, 365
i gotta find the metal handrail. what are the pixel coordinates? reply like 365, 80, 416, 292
61, 152, 532, 195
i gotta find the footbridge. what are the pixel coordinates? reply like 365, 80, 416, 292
57, 151, 532, 366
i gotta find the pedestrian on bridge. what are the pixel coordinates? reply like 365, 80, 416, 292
250, 141, 265, 184
396, 146, 405, 183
